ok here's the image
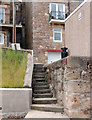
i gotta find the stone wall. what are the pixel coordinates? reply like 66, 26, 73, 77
44, 56, 91, 118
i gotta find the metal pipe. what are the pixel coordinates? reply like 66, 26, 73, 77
68, 0, 70, 15
13, 0, 16, 43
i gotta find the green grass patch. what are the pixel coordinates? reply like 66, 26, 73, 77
1, 49, 27, 88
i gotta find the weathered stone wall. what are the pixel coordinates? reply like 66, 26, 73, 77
45, 56, 91, 118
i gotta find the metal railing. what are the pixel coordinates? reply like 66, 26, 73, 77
49, 11, 70, 21
0, 13, 23, 25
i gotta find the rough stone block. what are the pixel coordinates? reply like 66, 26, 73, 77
80, 96, 90, 110
65, 81, 90, 93
64, 68, 81, 80
63, 94, 80, 109
64, 109, 90, 118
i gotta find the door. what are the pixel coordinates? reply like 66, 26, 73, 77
48, 52, 61, 64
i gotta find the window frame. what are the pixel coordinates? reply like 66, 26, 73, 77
0, 8, 5, 23
49, 3, 65, 19
0, 34, 4, 44
53, 28, 62, 42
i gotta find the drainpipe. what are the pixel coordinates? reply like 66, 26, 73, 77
13, 0, 16, 43
68, 0, 70, 15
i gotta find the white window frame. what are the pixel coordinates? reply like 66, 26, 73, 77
0, 34, 4, 44
53, 28, 62, 42
49, 3, 65, 19
0, 8, 5, 23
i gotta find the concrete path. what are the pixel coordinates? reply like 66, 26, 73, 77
25, 110, 69, 119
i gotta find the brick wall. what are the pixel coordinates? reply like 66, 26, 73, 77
45, 56, 91, 118
0, 2, 25, 25
0, 28, 11, 46
0, 3, 10, 24
32, 2, 66, 63
0, 2, 25, 47
25, 1, 83, 64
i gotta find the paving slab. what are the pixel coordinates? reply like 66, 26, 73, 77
25, 110, 69, 118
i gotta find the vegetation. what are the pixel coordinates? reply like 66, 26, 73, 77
1, 49, 27, 88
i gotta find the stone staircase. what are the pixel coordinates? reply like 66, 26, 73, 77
31, 64, 64, 113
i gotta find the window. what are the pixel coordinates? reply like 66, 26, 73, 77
0, 8, 5, 23
50, 3, 65, 20
0, 34, 4, 44
53, 28, 62, 42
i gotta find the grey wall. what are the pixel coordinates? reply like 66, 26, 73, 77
90, 1, 92, 57
0, 88, 32, 118
65, 1, 90, 57
25, 2, 33, 49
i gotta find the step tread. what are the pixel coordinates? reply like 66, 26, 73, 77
33, 73, 45, 74
33, 93, 52, 95
33, 98, 57, 101
31, 104, 64, 113
34, 83, 48, 86
34, 85, 49, 88
31, 104, 63, 108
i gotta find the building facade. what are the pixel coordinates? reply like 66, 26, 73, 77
0, 1, 25, 48
25, 0, 83, 64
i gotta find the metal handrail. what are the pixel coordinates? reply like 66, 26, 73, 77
0, 13, 23, 25
49, 11, 70, 21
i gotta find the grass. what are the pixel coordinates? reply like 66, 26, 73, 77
1, 49, 27, 88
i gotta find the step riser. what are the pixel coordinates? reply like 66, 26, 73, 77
34, 83, 48, 86
33, 69, 45, 71
34, 87, 49, 90
34, 66, 44, 69
33, 79, 46, 82
34, 91, 51, 94
32, 100, 57, 104
33, 74, 45, 76
33, 94, 53, 98
31, 106, 64, 113
34, 85, 49, 88
33, 81, 46, 83
33, 76, 45, 78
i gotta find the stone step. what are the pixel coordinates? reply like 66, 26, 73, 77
33, 69, 45, 72
34, 85, 49, 90
34, 82, 48, 86
31, 104, 64, 113
33, 93, 53, 98
33, 79, 46, 83
34, 64, 44, 67
33, 75, 45, 78
34, 66, 44, 69
33, 80, 46, 83
34, 89, 51, 94
33, 77, 45, 80
33, 72, 45, 75
32, 98, 57, 104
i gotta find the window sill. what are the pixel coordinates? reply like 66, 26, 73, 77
53, 40, 62, 43
49, 19, 65, 25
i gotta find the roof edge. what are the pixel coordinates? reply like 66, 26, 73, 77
65, 0, 88, 22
